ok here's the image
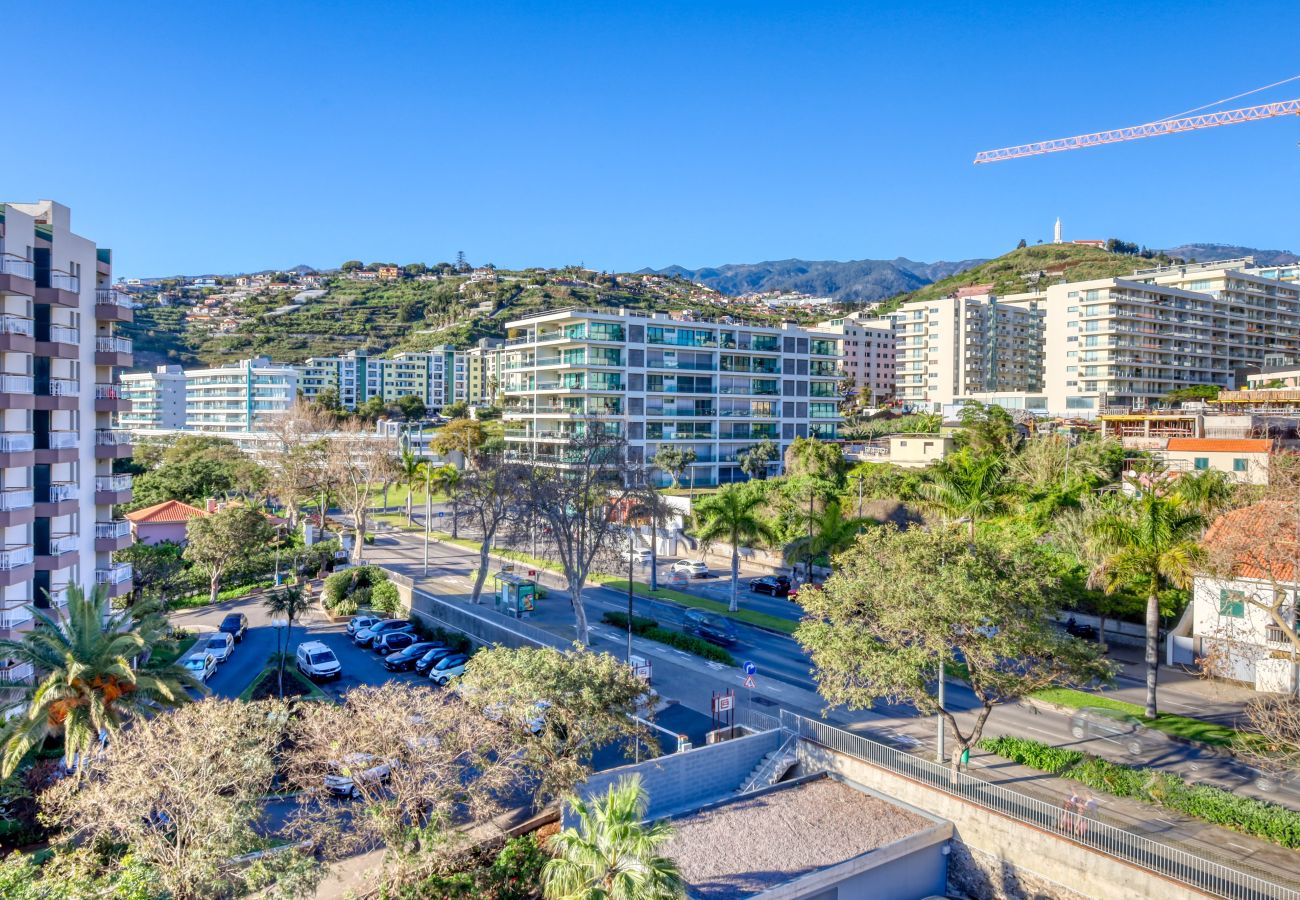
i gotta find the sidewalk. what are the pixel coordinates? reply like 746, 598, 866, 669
1101, 644, 1259, 729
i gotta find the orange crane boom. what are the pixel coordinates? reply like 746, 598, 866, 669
974, 98, 1300, 164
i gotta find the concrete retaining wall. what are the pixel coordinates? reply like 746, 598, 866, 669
387, 569, 569, 652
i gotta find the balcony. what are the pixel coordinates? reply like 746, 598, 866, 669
36, 481, 79, 516
44, 587, 70, 610
36, 323, 80, 359
0, 314, 34, 353
0, 373, 34, 406
95, 429, 133, 459
95, 335, 133, 366
34, 375, 78, 412
95, 519, 132, 552
0, 433, 34, 454
35, 271, 80, 307
95, 288, 133, 323
0, 661, 34, 682
0, 254, 35, 296
95, 563, 133, 598
0, 544, 34, 586
94, 474, 133, 505
35, 429, 78, 464
37, 533, 78, 571
0, 606, 34, 632
95, 382, 131, 413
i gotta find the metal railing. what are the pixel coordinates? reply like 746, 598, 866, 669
95, 475, 133, 493
96, 335, 133, 354
0, 489, 33, 511
45, 483, 78, 503
48, 272, 80, 292
95, 564, 133, 586
95, 383, 122, 400
0, 374, 34, 394
95, 429, 132, 446
48, 324, 79, 344
0, 314, 33, 336
739, 733, 798, 794
95, 288, 131, 307
780, 711, 1300, 900
0, 662, 34, 682
0, 255, 34, 279
0, 433, 34, 453
0, 607, 33, 629
0, 545, 34, 570
95, 520, 131, 540
46, 534, 77, 556
46, 378, 79, 396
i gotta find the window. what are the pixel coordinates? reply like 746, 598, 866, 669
1233, 458, 1248, 472
1194, 457, 1209, 471
1218, 589, 1245, 618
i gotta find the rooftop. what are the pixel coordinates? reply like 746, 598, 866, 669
125, 499, 207, 524
663, 775, 936, 899
1203, 501, 1300, 584
1165, 438, 1273, 453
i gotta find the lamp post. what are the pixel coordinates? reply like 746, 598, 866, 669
805, 486, 814, 586
271, 615, 288, 699
423, 461, 432, 577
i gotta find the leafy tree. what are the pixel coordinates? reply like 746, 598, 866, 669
442, 399, 470, 419
782, 499, 872, 573
326, 421, 400, 563
1016, 238, 1028, 249
310, 386, 343, 414
796, 526, 1112, 774
263, 586, 312, 699
428, 463, 464, 539
396, 447, 427, 525
457, 463, 525, 604
0, 586, 200, 777
543, 775, 685, 900
1089, 491, 1204, 717
692, 483, 776, 612
340, 259, 364, 271
738, 439, 778, 481
431, 418, 486, 466
916, 452, 1014, 539
115, 540, 188, 607
394, 393, 427, 421
652, 446, 696, 490
1172, 468, 1235, 520
129, 435, 265, 510
957, 402, 1020, 457
184, 505, 274, 604
783, 435, 845, 482
353, 396, 389, 422
1164, 384, 1220, 403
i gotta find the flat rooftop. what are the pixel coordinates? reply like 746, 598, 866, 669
664, 775, 935, 899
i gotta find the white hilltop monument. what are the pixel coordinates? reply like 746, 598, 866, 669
1053, 217, 1063, 243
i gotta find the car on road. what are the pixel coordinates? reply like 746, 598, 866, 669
374, 631, 417, 655
218, 613, 248, 642
383, 641, 444, 672
683, 608, 737, 646
749, 575, 791, 597
787, 583, 821, 605
182, 652, 217, 684
324, 753, 391, 798
671, 559, 710, 578
201, 632, 235, 663
621, 546, 653, 566
428, 653, 470, 686
354, 619, 413, 648
347, 614, 381, 636
1070, 707, 1156, 755
413, 645, 456, 675
296, 641, 342, 681
1062, 618, 1099, 641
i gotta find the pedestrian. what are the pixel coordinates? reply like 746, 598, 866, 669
1076, 794, 1098, 838
1059, 791, 1078, 832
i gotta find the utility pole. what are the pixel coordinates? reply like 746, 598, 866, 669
936, 654, 946, 765
806, 487, 814, 586
422, 462, 431, 576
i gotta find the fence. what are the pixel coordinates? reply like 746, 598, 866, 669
406, 584, 573, 652
780, 711, 1298, 900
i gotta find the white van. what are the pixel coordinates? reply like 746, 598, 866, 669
296, 641, 342, 681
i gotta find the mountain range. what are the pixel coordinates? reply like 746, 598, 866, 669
1159, 244, 1298, 266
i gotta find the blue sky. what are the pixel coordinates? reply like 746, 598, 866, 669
5, 1, 1298, 277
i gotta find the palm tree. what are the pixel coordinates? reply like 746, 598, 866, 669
1089, 492, 1205, 718
782, 499, 872, 573
693, 484, 775, 612
429, 463, 463, 539
396, 447, 427, 526
263, 585, 313, 699
1172, 468, 1235, 521
916, 452, 1013, 539
0, 585, 201, 777
543, 775, 685, 900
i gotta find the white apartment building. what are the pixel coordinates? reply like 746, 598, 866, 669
119, 365, 187, 430
0, 200, 134, 647
500, 308, 843, 487
816, 311, 896, 405
185, 357, 297, 433
293, 347, 470, 411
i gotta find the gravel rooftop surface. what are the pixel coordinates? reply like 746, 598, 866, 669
664, 776, 933, 899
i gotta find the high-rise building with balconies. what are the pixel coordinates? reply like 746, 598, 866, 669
0, 200, 134, 647
119, 365, 187, 430
184, 357, 297, 433
500, 308, 843, 486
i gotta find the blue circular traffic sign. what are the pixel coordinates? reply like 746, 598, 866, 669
743, 661, 757, 676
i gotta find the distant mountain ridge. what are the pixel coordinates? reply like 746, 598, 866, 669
637, 257, 988, 303
1160, 244, 1298, 266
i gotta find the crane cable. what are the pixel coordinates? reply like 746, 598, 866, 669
1157, 73, 1300, 122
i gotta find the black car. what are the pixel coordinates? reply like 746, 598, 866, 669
383, 641, 443, 672
218, 613, 248, 642
749, 575, 791, 597
683, 609, 738, 647
374, 632, 416, 655
1063, 618, 1099, 641
413, 645, 455, 675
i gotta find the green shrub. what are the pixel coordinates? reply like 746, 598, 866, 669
333, 597, 359, 617
980, 734, 1300, 848
484, 834, 547, 899
323, 571, 351, 609
371, 580, 401, 616
602, 611, 659, 633
601, 611, 735, 663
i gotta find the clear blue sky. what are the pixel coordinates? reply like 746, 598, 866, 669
5, 1, 1298, 277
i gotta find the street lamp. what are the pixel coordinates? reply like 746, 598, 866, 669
271, 616, 288, 699
423, 460, 432, 577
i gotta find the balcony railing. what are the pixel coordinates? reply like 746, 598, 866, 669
48, 272, 80, 293
46, 534, 77, 556
46, 587, 69, 609
96, 564, 133, 586
0, 374, 34, 394
0, 433, 34, 453
95, 288, 131, 307
0, 255, 35, 279
0, 489, 34, 511
48, 324, 79, 344
0, 315, 33, 336
95, 383, 122, 400
0, 607, 33, 629
0, 661, 34, 681
95, 520, 131, 540
95, 475, 133, 493
0, 545, 34, 570
95, 429, 132, 446
95, 336, 133, 354
45, 431, 78, 449
47, 378, 79, 396
45, 483, 78, 503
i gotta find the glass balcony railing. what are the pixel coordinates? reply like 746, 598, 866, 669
0, 433, 33, 452
0, 315, 33, 336
95, 564, 133, 586
0, 489, 33, 511
0, 255, 34, 279
95, 475, 133, 493
48, 324, 79, 344
0, 374, 34, 394
48, 272, 80, 292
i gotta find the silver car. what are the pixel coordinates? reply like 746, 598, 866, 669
1070, 707, 1154, 755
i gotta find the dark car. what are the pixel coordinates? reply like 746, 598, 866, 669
354, 619, 413, 648
683, 609, 737, 647
383, 641, 443, 672
218, 613, 248, 642
749, 575, 791, 597
374, 631, 416, 655
1063, 618, 1099, 641
413, 645, 455, 675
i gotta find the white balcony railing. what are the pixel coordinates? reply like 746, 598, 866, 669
0, 374, 34, 394
0, 545, 34, 570
47, 534, 77, 556
48, 324, 79, 345
0, 315, 33, 336
0, 255, 34, 280
49, 271, 80, 293
48, 378, 79, 396
0, 661, 34, 681
0, 607, 33, 630
95, 563, 133, 586
95, 520, 130, 540
46, 483, 78, 503
95, 383, 122, 400
95, 475, 132, 493
95, 288, 131, 308
0, 433, 34, 453
0, 490, 33, 511
96, 336, 133, 354
46, 431, 78, 450
96, 429, 131, 447
46, 588, 69, 609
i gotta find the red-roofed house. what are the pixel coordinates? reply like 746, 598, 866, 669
1161, 438, 1273, 485
124, 500, 207, 545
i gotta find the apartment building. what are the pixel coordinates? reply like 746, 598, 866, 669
119, 365, 187, 429
185, 357, 297, 433
500, 309, 842, 487
816, 311, 896, 405
292, 347, 472, 412
465, 338, 504, 406
0, 200, 134, 646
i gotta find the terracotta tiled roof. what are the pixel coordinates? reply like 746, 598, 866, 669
125, 500, 207, 524
1165, 438, 1273, 453
1202, 501, 1299, 583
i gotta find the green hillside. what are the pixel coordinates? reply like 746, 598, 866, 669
875, 244, 1180, 314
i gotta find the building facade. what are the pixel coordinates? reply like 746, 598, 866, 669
292, 347, 473, 412
0, 200, 134, 647
185, 357, 297, 433
500, 309, 842, 487
119, 365, 187, 430
816, 311, 896, 405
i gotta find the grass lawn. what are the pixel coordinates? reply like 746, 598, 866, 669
597, 578, 798, 635
152, 633, 197, 667
1032, 687, 1240, 748
171, 580, 275, 611
366, 484, 450, 511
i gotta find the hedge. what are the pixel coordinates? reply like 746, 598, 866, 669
981, 735, 1300, 848
602, 611, 736, 666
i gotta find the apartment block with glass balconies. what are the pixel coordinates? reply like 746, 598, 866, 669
185, 357, 297, 433
119, 365, 187, 430
500, 308, 843, 486
0, 200, 134, 646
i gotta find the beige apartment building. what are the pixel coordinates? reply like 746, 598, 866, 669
0, 200, 134, 649
816, 311, 896, 405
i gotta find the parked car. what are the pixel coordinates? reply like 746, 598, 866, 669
749, 575, 791, 597
347, 614, 381, 636
683, 608, 737, 646
201, 632, 235, 663
671, 559, 710, 578
296, 641, 342, 681
383, 641, 443, 672
621, 546, 653, 566
218, 613, 248, 642
354, 619, 413, 648
428, 653, 470, 686
484, 699, 552, 736
1063, 618, 1099, 641
324, 753, 391, 799
1070, 707, 1156, 755
413, 644, 455, 675
374, 631, 416, 656
182, 652, 217, 684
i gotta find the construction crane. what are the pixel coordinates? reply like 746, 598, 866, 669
974, 76, 1300, 164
